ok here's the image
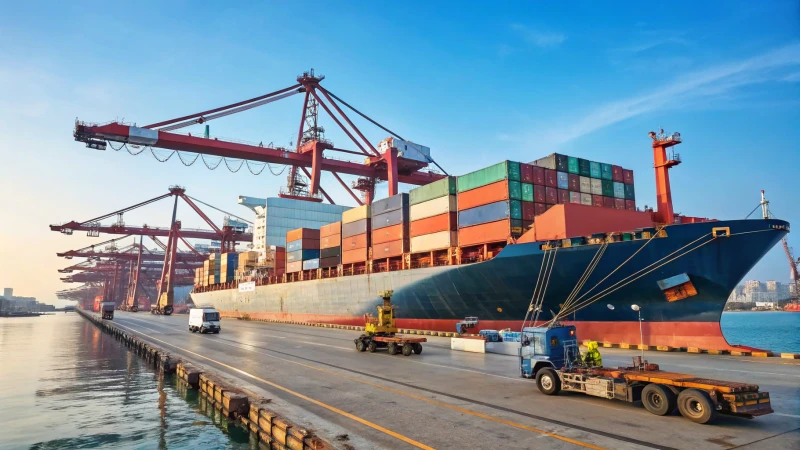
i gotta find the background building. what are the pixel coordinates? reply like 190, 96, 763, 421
727, 280, 792, 304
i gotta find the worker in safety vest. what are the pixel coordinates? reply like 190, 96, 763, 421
583, 341, 603, 367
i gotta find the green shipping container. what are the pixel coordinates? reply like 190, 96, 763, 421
510, 200, 522, 220
624, 184, 636, 201
578, 158, 591, 177
409, 176, 457, 205
567, 157, 579, 174
509, 180, 522, 200
521, 183, 534, 202
590, 161, 602, 179
457, 160, 521, 193
601, 179, 614, 197
600, 163, 613, 180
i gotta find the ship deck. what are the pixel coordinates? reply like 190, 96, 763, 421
107, 311, 799, 450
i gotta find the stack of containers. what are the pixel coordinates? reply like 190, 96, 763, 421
342, 205, 371, 265
370, 193, 410, 259
319, 222, 342, 269
272, 246, 287, 277
285, 228, 320, 273
236, 251, 259, 280
456, 160, 524, 247
202, 259, 213, 286
408, 177, 458, 253
219, 253, 238, 283
194, 267, 205, 287
532, 153, 636, 211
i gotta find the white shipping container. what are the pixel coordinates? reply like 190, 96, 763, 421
579, 176, 591, 193
378, 137, 432, 163
590, 178, 603, 195
409, 195, 457, 221
343, 204, 371, 224
580, 193, 593, 206
410, 231, 458, 253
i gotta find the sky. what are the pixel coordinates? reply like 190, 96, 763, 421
1, 1, 798, 306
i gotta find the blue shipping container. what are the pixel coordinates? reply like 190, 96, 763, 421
371, 207, 408, 230
287, 249, 320, 262
302, 258, 320, 270
557, 171, 569, 190
286, 239, 303, 252
458, 200, 511, 227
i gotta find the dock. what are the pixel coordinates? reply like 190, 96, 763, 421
100, 311, 799, 450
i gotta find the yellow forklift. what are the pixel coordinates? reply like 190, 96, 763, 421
354, 290, 427, 356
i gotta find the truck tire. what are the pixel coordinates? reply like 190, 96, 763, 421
200, 326, 205, 334
642, 384, 676, 416
412, 343, 423, 354
401, 343, 413, 356
189, 326, 194, 332
355, 339, 366, 352
536, 368, 561, 395
387, 342, 398, 355
677, 389, 717, 424
367, 341, 377, 353
164, 305, 173, 316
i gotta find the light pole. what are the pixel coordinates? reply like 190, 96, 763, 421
631, 304, 644, 360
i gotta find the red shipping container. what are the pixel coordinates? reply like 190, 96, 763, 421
288, 238, 319, 249
371, 239, 407, 258
592, 195, 604, 207
545, 187, 558, 205
342, 248, 369, 264
614, 198, 625, 210
410, 212, 456, 236
372, 223, 406, 245
320, 234, 341, 249
534, 203, 547, 216
286, 228, 320, 242
522, 202, 535, 221
457, 180, 510, 211
625, 200, 636, 210
612, 165, 623, 182
568, 174, 580, 191
342, 233, 368, 250
520, 163, 534, 183
532, 166, 545, 185
458, 219, 513, 247
519, 203, 654, 243
603, 196, 615, 208
522, 219, 533, 231
534, 184, 546, 203
557, 189, 569, 204
545, 204, 554, 212
544, 169, 557, 188
623, 169, 634, 185
320, 222, 341, 237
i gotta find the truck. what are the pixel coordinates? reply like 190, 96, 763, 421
354, 290, 427, 356
519, 325, 773, 424
101, 302, 115, 320
189, 308, 221, 334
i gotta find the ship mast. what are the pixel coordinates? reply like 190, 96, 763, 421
649, 129, 682, 224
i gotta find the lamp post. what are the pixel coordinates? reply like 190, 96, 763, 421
631, 304, 644, 360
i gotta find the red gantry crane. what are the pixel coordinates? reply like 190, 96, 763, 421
72, 70, 447, 204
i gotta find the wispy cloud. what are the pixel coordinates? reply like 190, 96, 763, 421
534, 43, 800, 145
510, 24, 566, 48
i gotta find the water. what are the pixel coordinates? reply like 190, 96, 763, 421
0, 314, 251, 449
721, 311, 800, 353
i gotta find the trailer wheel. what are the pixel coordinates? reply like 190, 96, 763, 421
677, 389, 717, 424
642, 384, 676, 416
387, 342, 398, 355
164, 305, 173, 316
367, 341, 377, 353
536, 368, 561, 395
412, 343, 423, 354
355, 339, 366, 352
401, 343, 413, 356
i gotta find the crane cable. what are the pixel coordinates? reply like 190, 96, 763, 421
553, 242, 608, 324
521, 246, 559, 330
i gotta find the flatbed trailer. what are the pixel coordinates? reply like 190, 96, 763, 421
354, 334, 427, 356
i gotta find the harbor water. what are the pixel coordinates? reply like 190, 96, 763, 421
0, 314, 247, 449
721, 311, 800, 353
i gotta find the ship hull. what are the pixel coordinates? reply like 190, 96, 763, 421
192, 219, 788, 350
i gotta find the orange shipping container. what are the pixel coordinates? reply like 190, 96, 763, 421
286, 260, 303, 273
458, 219, 513, 247
320, 222, 341, 237
372, 223, 406, 245
518, 203, 653, 243
457, 180, 510, 211
371, 239, 407, 258
342, 233, 369, 250
286, 228, 320, 242
409, 212, 457, 237
342, 248, 369, 264
320, 234, 341, 249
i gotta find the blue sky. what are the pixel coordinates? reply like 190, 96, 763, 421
1, 1, 798, 305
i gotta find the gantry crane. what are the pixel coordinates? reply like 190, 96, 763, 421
782, 238, 800, 301
73, 70, 447, 204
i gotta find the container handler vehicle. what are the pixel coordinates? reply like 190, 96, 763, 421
354, 290, 427, 356
519, 325, 773, 424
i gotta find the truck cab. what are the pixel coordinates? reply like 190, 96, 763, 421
101, 302, 115, 320
189, 308, 221, 334
519, 325, 578, 379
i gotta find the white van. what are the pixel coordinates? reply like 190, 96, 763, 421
189, 308, 221, 334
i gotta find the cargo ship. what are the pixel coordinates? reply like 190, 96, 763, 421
191, 134, 790, 350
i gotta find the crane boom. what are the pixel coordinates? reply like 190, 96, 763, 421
782, 238, 799, 281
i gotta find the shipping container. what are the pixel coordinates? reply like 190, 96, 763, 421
286, 228, 320, 243
371, 239, 408, 258
378, 137, 431, 162
286, 261, 303, 273
578, 158, 591, 177
530, 154, 556, 170
521, 203, 653, 242
556, 171, 569, 190
321, 246, 341, 258
372, 207, 409, 230
534, 184, 546, 203
520, 163, 534, 183
580, 193, 593, 206
568, 174, 580, 191
603, 196, 615, 209
569, 191, 581, 204
590, 178, 603, 195
372, 193, 409, 215
238, 251, 259, 267
457, 160, 521, 193
613, 182, 625, 199
320, 256, 339, 268
342, 204, 371, 224
320, 234, 341, 249
410, 230, 457, 253
287, 238, 320, 252
320, 221, 341, 237
342, 248, 369, 264
612, 165, 623, 182
409, 195, 457, 221
458, 219, 518, 247
522, 201, 535, 221
545, 186, 558, 205
614, 198, 626, 210
342, 218, 369, 238
535, 202, 547, 216
555, 154, 568, 172
457, 180, 512, 211
409, 176, 456, 205
623, 169, 634, 185
372, 223, 406, 245
532, 166, 545, 185
592, 195, 604, 207
579, 176, 591, 194
458, 200, 514, 228
557, 189, 569, 204
521, 183, 534, 202
342, 233, 369, 250
544, 169, 557, 188
567, 156, 579, 174
625, 199, 636, 210
601, 179, 614, 198
589, 161, 601, 179
287, 249, 320, 262
302, 258, 320, 271
409, 212, 457, 237
600, 163, 613, 180
624, 184, 636, 201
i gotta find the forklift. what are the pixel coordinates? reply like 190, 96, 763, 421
354, 290, 427, 356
